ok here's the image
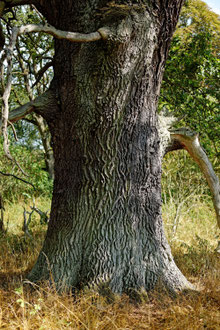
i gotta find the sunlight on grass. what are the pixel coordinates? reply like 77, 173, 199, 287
3, 197, 51, 235
0, 194, 219, 329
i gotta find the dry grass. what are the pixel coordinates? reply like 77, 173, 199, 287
0, 196, 219, 329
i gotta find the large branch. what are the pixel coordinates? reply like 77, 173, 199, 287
17, 24, 110, 42
167, 128, 220, 229
2, 101, 34, 124
0, 90, 57, 127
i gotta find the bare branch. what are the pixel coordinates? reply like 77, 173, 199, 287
32, 60, 53, 88
30, 205, 49, 223
168, 128, 220, 229
15, 44, 34, 100
0, 170, 36, 189
1, 27, 19, 162
0, 89, 56, 127
22, 207, 34, 238
0, 27, 31, 175
1, 101, 34, 125
16, 23, 109, 42
8, 119, 18, 140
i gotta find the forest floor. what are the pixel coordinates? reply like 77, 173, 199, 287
0, 197, 219, 329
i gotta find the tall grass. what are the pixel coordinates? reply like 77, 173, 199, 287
0, 150, 219, 329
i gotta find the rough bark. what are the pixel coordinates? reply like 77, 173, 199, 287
26, 1, 192, 294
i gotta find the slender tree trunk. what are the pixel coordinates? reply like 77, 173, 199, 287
33, 114, 54, 180
29, 0, 191, 294
0, 193, 4, 233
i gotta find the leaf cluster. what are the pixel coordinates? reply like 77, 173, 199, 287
0, 138, 53, 201
160, 0, 220, 163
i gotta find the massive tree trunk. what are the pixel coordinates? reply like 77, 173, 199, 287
28, 0, 192, 294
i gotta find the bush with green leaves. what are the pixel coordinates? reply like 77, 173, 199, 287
0, 139, 53, 202
159, 0, 220, 163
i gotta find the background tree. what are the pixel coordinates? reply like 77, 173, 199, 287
160, 0, 220, 163
0, 5, 54, 178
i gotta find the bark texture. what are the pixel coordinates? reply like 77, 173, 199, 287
28, 0, 192, 294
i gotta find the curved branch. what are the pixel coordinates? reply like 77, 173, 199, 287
17, 24, 109, 42
2, 101, 34, 124
166, 128, 220, 229
0, 170, 36, 190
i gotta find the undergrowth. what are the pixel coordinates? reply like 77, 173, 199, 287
0, 195, 219, 329
0, 150, 219, 329
0, 232, 219, 329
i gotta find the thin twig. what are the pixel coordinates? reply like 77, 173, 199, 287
8, 120, 18, 141
0, 170, 36, 190
32, 61, 53, 88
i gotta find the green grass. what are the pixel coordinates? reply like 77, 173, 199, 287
2, 197, 51, 234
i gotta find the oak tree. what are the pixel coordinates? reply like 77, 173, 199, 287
1, 0, 195, 295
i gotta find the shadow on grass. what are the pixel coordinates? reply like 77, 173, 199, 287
0, 229, 46, 290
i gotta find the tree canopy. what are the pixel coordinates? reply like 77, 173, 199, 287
160, 0, 220, 163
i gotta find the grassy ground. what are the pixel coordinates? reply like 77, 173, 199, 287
0, 195, 219, 329
0, 149, 220, 330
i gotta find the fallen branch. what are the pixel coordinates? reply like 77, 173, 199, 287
30, 205, 49, 224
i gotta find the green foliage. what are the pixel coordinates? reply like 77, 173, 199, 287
160, 0, 220, 163
179, 0, 220, 35
0, 140, 53, 202
11, 121, 42, 150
